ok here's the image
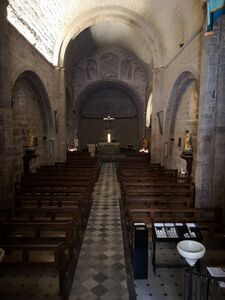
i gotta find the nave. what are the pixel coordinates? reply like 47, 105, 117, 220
68, 162, 186, 300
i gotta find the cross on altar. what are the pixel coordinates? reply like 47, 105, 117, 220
103, 115, 115, 121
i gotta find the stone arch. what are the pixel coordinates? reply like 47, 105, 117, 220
54, 6, 165, 67
75, 79, 142, 150
12, 71, 53, 130
165, 71, 198, 140
11, 71, 54, 181
76, 79, 142, 116
164, 71, 199, 174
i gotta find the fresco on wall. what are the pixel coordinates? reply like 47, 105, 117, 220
100, 53, 119, 78
86, 59, 98, 80
121, 59, 132, 80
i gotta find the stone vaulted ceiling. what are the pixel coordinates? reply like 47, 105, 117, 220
7, 0, 203, 68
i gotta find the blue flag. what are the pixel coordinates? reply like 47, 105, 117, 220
207, 0, 225, 31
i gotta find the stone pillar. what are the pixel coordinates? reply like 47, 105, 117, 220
0, 0, 10, 106
54, 67, 67, 162
195, 16, 225, 212
151, 68, 164, 163
211, 16, 225, 213
0, 0, 14, 207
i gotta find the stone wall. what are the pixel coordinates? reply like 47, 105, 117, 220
78, 87, 139, 149
0, 18, 62, 205
151, 30, 201, 174
196, 15, 225, 212
12, 78, 47, 182
171, 81, 198, 179
71, 47, 147, 148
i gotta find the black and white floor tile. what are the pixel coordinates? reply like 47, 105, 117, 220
69, 163, 130, 300
1, 162, 222, 300
69, 162, 186, 300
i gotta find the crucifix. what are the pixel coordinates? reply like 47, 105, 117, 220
103, 115, 115, 121
103, 115, 115, 142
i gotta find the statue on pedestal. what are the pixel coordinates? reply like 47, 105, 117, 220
139, 137, 149, 153
183, 130, 192, 155
25, 129, 35, 153
181, 130, 193, 177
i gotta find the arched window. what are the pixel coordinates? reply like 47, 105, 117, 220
146, 92, 152, 128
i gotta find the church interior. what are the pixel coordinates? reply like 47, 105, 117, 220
0, 0, 225, 299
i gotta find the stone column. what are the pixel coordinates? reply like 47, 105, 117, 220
54, 67, 67, 162
0, 0, 10, 107
195, 16, 225, 211
151, 68, 164, 163
0, 0, 14, 207
211, 16, 225, 212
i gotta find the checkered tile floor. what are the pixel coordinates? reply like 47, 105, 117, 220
69, 163, 130, 300
1, 163, 223, 300
68, 162, 187, 300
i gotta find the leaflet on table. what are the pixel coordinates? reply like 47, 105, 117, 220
164, 223, 174, 227
154, 223, 164, 227
186, 223, 197, 238
154, 223, 178, 238
207, 267, 225, 278
186, 223, 196, 227
165, 225, 178, 238
155, 226, 167, 238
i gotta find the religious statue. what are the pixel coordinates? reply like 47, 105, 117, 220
25, 129, 36, 154
74, 135, 79, 151
183, 130, 192, 154
27, 129, 35, 147
139, 137, 149, 153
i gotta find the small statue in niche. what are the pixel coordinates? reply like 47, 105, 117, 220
139, 137, 149, 153
183, 130, 192, 155
27, 129, 35, 147
25, 129, 37, 153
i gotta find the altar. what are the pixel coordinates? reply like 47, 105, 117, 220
98, 142, 120, 161
98, 142, 120, 154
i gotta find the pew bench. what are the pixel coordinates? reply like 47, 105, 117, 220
1, 243, 69, 298
124, 194, 194, 209
1, 221, 77, 259
126, 207, 222, 232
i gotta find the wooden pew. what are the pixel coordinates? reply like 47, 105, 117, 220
126, 207, 222, 231
122, 186, 195, 206
2, 155, 99, 299
15, 194, 83, 207
1, 221, 76, 259
124, 194, 194, 209
1, 243, 68, 297
1, 207, 81, 223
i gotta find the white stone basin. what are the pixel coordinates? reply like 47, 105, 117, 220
0, 248, 5, 263
177, 240, 206, 267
